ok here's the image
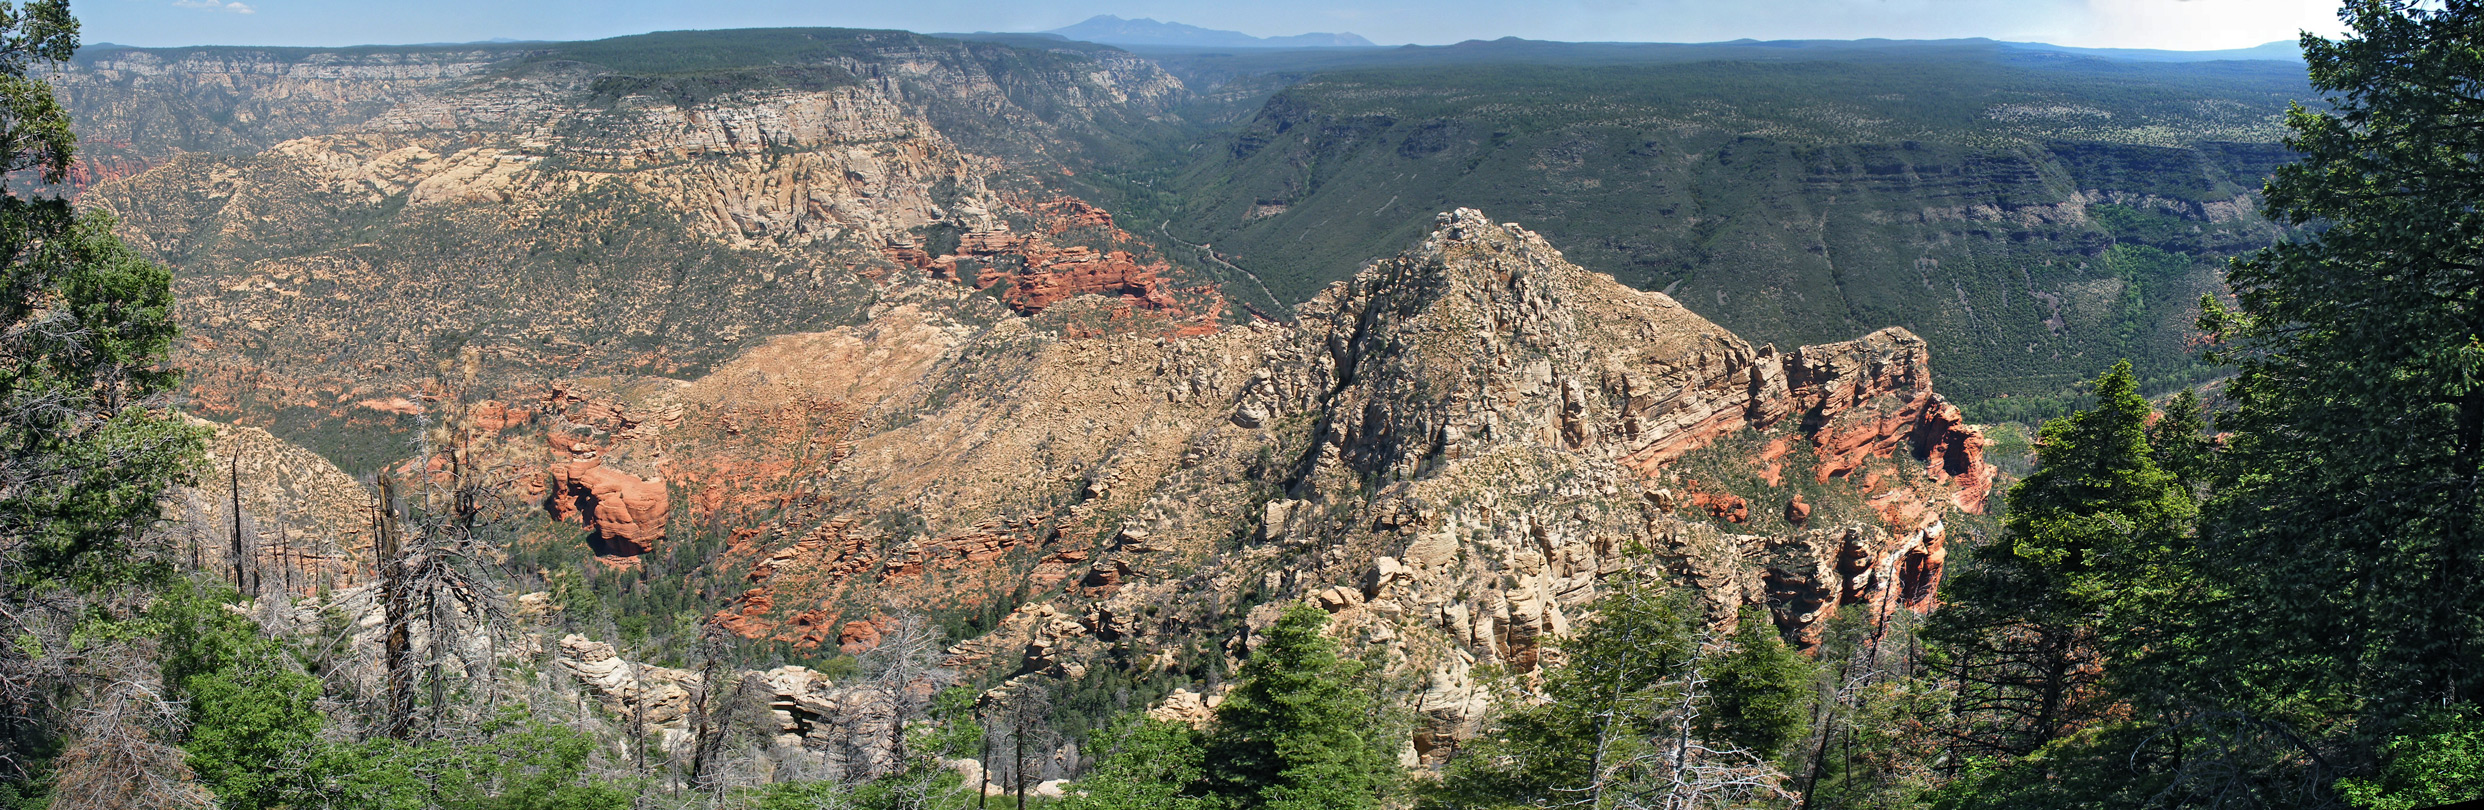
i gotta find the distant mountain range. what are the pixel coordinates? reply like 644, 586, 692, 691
1023, 17, 2293, 63
1043, 15, 1375, 48
1999, 38, 2303, 62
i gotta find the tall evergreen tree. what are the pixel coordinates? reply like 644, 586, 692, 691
2146, 388, 2218, 495
1928, 362, 2200, 767
2197, 0, 2484, 720
1701, 609, 1812, 762
1203, 605, 1397, 810
0, 0, 207, 785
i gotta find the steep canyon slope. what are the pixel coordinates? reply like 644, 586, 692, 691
1125, 51, 2307, 415
56, 29, 2240, 760
64, 30, 1221, 475
676, 210, 1997, 755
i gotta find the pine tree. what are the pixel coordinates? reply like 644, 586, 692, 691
1203, 605, 1396, 810
1999, 360, 2195, 669
1927, 362, 2199, 765
0, 0, 208, 786
2146, 388, 2217, 495
1701, 609, 1812, 762
2196, 0, 2484, 720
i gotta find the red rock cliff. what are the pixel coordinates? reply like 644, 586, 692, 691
548, 457, 670, 557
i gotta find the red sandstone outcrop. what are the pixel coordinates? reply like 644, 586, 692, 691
547, 457, 670, 556
883, 196, 1216, 331
515, 210, 1999, 766
1785, 329, 1997, 513
1686, 481, 1750, 524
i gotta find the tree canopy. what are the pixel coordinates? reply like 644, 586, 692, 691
2198, 0, 2484, 720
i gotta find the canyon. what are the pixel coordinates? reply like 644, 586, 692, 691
55, 27, 2208, 768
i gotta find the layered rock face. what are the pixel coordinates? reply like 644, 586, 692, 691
554, 634, 905, 776
887, 198, 1215, 327
69, 33, 1217, 475
676, 210, 1995, 760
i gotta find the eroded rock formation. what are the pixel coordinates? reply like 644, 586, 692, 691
675, 209, 1998, 761
554, 634, 912, 778
886, 197, 1217, 328
548, 456, 671, 557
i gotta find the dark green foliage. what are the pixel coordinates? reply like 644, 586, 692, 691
1202, 605, 1396, 810
152, 581, 636, 809
327, 718, 634, 810
524, 28, 894, 77
1048, 654, 1180, 742
0, 204, 207, 592
2147, 388, 2217, 492
1702, 609, 1813, 761
2001, 360, 2194, 642
2195, 0, 2484, 723
1060, 717, 1210, 810
1925, 530, 2107, 763
0, 4, 207, 791
1926, 361, 2201, 787
1926, 722, 2174, 810
1920, 6, 2484, 803
0, 0, 77, 183
148, 581, 326, 809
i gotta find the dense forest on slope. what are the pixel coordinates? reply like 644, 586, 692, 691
1075, 51, 2308, 420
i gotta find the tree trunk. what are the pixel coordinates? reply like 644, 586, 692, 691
978, 714, 993, 810
227, 455, 245, 594
377, 476, 414, 740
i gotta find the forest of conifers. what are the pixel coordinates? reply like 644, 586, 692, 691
4, 0, 2484, 808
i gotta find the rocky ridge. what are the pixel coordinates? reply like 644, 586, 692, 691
141, 203, 2000, 770
631, 209, 1998, 760
73, 32, 1221, 476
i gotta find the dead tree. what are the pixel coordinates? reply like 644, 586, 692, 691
982, 684, 1054, 810
227, 454, 252, 597
688, 621, 734, 793
46, 679, 213, 810
372, 348, 520, 741
859, 613, 957, 778
377, 474, 414, 740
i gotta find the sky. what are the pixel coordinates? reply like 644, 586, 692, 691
80, 0, 2349, 51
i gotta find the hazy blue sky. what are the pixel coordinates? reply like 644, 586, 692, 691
81, 0, 2348, 51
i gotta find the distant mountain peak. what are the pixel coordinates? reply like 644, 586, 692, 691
1044, 14, 1374, 49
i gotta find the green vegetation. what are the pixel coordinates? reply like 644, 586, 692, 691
1058, 717, 1210, 810
1704, 609, 1813, 761
1432, 582, 1809, 810
0, 0, 213, 798
14, 0, 2484, 807
1201, 605, 1397, 810
2337, 711, 2484, 810
1084, 51, 2307, 421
